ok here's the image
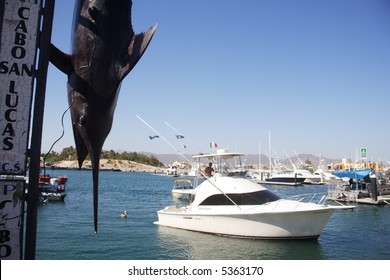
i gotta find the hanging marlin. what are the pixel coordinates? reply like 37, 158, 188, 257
49, 0, 157, 232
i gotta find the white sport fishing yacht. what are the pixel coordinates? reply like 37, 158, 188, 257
155, 149, 353, 239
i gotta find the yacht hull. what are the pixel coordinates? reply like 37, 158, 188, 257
155, 205, 335, 239
265, 177, 306, 184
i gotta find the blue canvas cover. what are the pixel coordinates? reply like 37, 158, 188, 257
333, 168, 371, 180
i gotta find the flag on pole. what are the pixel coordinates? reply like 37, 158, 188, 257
176, 135, 185, 139
210, 142, 218, 148
149, 135, 159, 140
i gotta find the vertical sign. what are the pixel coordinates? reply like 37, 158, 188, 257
360, 147, 367, 159
0, 180, 25, 260
0, 0, 42, 175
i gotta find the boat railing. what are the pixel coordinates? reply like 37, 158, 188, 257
288, 193, 328, 206
269, 192, 328, 211
326, 182, 362, 201
318, 195, 326, 205
270, 199, 281, 210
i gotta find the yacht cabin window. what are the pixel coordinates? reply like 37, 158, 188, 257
199, 190, 280, 206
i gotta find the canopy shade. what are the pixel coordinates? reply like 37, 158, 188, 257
333, 169, 371, 180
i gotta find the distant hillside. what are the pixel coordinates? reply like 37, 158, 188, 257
140, 152, 340, 167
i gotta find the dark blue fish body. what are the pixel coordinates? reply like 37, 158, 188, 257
50, 0, 156, 232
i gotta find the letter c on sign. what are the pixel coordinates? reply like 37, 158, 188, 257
18, 7, 30, 20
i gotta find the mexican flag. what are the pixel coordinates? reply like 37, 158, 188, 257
210, 142, 218, 148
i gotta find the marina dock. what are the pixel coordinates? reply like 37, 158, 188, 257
254, 180, 302, 186
329, 195, 390, 205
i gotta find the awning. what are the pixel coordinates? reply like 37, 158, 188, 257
333, 168, 371, 180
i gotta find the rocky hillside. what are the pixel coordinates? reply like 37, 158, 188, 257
52, 159, 165, 172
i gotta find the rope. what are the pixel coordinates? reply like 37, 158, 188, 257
42, 100, 73, 176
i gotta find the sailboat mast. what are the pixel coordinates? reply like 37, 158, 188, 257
268, 131, 272, 172
258, 142, 261, 173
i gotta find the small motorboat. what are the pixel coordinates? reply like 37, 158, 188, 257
38, 175, 67, 202
171, 179, 194, 200
164, 166, 179, 177
155, 149, 354, 239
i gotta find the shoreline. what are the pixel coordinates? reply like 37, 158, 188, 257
48, 159, 165, 173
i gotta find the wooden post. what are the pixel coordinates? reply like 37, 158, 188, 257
24, 0, 56, 260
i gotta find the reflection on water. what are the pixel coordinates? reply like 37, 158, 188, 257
156, 226, 326, 260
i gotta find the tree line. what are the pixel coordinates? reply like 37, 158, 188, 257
42, 146, 165, 167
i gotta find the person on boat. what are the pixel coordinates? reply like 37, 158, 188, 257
349, 178, 356, 189
204, 162, 214, 177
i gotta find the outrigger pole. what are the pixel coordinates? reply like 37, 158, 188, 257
135, 115, 241, 209
136, 115, 190, 164
164, 122, 205, 154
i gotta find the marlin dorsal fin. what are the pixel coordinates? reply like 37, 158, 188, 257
120, 23, 157, 81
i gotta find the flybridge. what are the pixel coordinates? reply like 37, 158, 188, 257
193, 149, 245, 159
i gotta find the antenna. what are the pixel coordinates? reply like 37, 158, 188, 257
285, 151, 296, 170
294, 150, 303, 165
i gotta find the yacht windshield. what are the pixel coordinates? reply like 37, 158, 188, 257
199, 190, 280, 206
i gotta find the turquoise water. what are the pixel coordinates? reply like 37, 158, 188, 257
34, 170, 390, 260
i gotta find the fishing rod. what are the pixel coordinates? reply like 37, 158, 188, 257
136, 115, 192, 164
136, 115, 241, 209
164, 121, 206, 154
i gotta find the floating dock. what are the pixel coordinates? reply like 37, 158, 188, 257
327, 194, 390, 205
254, 180, 302, 186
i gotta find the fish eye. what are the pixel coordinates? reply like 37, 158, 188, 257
79, 115, 87, 126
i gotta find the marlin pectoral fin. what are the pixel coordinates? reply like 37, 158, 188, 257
49, 44, 73, 75
120, 23, 157, 80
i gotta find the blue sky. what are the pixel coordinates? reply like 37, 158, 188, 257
43, 0, 390, 162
